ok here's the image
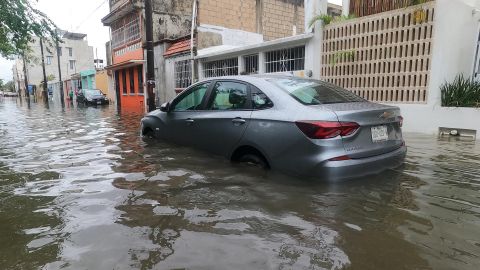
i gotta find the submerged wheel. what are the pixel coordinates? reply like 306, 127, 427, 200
232, 146, 270, 169
238, 153, 268, 169
142, 127, 155, 139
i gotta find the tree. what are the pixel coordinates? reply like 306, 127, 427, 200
0, 0, 58, 58
0, 79, 4, 90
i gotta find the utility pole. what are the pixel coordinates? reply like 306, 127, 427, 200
56, 36, 65, 107
39, 38, 49, 105
145, 0, 156, 112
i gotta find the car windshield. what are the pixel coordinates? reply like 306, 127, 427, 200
269, 78, 365, 105
84, 89, 102, 96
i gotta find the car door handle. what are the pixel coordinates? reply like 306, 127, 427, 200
185, 118, 195, 125
232, 118, 246, 125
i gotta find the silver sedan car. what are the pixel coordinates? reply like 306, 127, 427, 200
141, 75, 406, 181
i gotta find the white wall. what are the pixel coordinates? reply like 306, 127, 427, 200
342, 0, 350, 16
427, 0, 480, 106
395, 104, 480, 138
304, 0, 327, 79
388, 0, 480, 139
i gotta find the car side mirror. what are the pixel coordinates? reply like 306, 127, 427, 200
160, 102, 170, 112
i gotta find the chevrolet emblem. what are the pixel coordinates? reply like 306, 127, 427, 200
379, 111, 394, 119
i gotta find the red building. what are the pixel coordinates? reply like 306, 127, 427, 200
102, 1, 145, 112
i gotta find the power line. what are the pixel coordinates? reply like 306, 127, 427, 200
73, 0, 108, 32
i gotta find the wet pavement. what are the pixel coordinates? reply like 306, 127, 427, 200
0, 98, 479, 270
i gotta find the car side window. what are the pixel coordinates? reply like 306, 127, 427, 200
207, 81, 249, 110
251, 87, 273, 110
172, 82, 210, 111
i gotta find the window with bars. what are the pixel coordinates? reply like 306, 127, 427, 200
265, 46, 305, 73
112, 25, 124, 48
203, 58, 238, 78
111, 14, 140, 49
243, 54, 258, 74
174, 60, 192, 89
124, 15, 140, 44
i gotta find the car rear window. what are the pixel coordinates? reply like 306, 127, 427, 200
269, 78, 365, 105
85, 89, 102, 96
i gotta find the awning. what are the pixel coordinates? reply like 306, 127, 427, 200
105, 60, 145, 71
164, 39, 191, 58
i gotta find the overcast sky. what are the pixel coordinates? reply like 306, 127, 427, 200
0, 0, 110, 82
0, 0, 343, 82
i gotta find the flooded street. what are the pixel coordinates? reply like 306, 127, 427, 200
0, 98, 479, 270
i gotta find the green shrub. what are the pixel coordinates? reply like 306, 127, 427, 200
308, 14, 356, 28
440, 75, 480, 107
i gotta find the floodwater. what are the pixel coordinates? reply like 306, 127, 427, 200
0, 98, 479, 270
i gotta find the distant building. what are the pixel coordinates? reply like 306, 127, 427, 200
13, 30, 95, 101
80, 69, 96, 89
12, 63, 25, 95
95, 69, 115, 102
94, 59, 105, 69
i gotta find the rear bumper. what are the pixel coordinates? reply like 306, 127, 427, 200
312, 146, 407, 181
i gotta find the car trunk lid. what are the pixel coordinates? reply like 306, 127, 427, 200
318, 102, 403, 158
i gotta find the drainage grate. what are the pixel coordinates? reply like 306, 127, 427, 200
438, 127, 477, 141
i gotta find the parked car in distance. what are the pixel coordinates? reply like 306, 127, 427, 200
77, 89, 109, 105
141, 75, 406, 181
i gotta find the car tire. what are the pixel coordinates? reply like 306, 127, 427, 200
142, 128, 155, 139
238, 153, 268, 169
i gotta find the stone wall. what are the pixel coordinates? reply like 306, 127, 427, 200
262, 0, 304, 41
198, 0, 304, 41
198, 0, 257, 33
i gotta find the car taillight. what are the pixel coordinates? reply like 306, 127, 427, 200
295, 121, 360, 139
328, 155, 351, 161
399, 116, 404, 127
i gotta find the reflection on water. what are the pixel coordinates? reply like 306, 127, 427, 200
0, 98, 479, 269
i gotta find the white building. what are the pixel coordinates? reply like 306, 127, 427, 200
13, 30, 95, 99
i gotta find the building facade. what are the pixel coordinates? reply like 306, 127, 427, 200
155, 0, 311, 105
102, 0, 146, 112
80, 69, 96, 89
184, 0, 480, 137
102, 0, 312, 111
13, 31, 95, 101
